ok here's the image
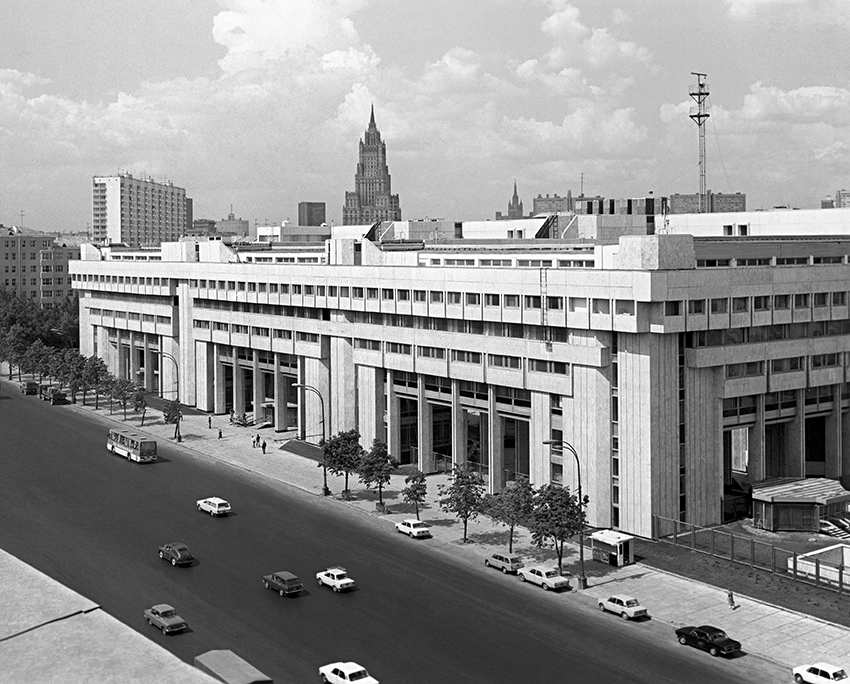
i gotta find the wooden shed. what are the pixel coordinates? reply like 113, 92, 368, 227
751, 477, 850, 532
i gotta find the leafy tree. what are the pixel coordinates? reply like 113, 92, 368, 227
61, 349, 86, 403
323, 428, 365, 499
83, 356, 109, 408
357, 439, 398, 508
112, 378, 135, 419
163, 399, 182, 439
22, 339, 51, 383
133, 386, 149, 426
438, 463, 486, 543
401, 470, 428, 520
100, 373, 116, 413
529, 483, 587, 576
5, 324, 35, 380
488, 476, 534, 553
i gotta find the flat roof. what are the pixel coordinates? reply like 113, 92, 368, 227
589, 529, 635, 545
752, 477, 850, 505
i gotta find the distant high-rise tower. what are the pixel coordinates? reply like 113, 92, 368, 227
343, 106, 402, 225
299, 202, 326, 226
496, 181, 525, 220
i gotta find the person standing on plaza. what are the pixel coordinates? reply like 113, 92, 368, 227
727, 589, 736, 609
208, 415, 212, 429
261, 440, 267, 454
218, 429, 222, 440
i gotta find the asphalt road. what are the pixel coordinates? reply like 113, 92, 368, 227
0, 386, 782, 683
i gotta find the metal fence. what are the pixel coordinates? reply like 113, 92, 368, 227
652, 514, 850, 595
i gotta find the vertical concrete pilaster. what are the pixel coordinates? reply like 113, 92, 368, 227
786, 389, 805, 477
488, 387, 504, 493
252, 350, 262, 420
386, 370, 401, 464
826, 385, 842, 479
451, 379, 466, 468
417, 376, 435, 474
213, 344, 227, 414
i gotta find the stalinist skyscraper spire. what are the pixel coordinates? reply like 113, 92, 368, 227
343, 105, 402, 225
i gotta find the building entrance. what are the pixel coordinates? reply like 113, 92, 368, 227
805, 415, 826, 477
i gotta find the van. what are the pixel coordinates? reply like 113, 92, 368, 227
20, 381, 39, 395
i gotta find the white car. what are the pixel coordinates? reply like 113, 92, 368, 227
395, 519, 432, 538
319, 661, 378, 683
793, 663, 848, 683
518, 565, 571, 591
598, 594, 649, 620
196, 496, 232, 516
316, 566, 356, 592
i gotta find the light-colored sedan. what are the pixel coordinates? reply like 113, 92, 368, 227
319, 661, 378, 683
598, 594, 648, 620
196, 496, 232, 516
793, 663, 848, 683
518, 565, 571, 591
394, 519, 432, 538
316, 566, 356, 592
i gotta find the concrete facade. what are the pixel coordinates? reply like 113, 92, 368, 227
71, 224, 850, 538
2, 227, 80, 305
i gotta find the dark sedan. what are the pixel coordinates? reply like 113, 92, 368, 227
158, 541, 194, 567
675, 625, 741, 657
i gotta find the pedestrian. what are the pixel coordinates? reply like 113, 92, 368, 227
727, 589, 735, 609
262, 440, 267, 454
229, 409, 234, 424
218, 429, 222, 440
252, 435, 256, 448
208, 415, 212, 429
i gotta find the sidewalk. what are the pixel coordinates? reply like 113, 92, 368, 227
63, 394, 850, 670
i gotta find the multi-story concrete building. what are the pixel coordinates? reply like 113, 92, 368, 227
533, 194, 569, 215
92, 173, 188, 247
218, 209, 249, 238
298, 202, 326, 227
343, 107, 402, 225
836, 190, 850, 209
3, 227, 80, 305
70, 214, 850, 538
669, 191, 746, 214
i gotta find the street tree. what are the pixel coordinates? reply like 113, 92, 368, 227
487, 476, 534, 553
6, 324, 35, 380
323, 429, 365, 499
401, 470, 428, 520
62, 349, 86, 403
133, 387, 149, 426
23, 339, 51, 383
163, 399, 182, 439
438, 463, 486, 543
83, 356, 109, 408
112, 378, 135, 419
529, 483, 587, 576
357, 439, 398, 509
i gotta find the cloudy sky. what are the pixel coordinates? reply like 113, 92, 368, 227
2, 0, 849, 231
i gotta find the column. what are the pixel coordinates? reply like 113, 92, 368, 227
252, 350, 262, 421
451, 379, 466, 468
129, 333, 140, 384
357, 366, 385, 449
213, 344, 227, 414
488, 387, 504, 493
825, 385, 842, 479
194, 341, 214, 412
747, 395, 766, 481
785, 389, 805, 477
274, 355, 286, 432
417, 376, 435, 474
233, 353, 245, 414
386, 370, 401, 463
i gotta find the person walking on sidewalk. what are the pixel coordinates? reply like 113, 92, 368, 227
218, 429, 223, 440
261, 440, 267, 454
208, 415, 212, 429
727, 589, 736, 609
252, 435, 256, 448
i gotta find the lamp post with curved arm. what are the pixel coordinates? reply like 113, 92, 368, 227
158, 351, 181, 443
293, 382, 331, 496
543, 439, 587, 589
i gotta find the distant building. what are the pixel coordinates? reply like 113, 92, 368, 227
2, 226, 80, 306
533, 193, 568, 215
668, 191, 746, 214
298, 202, 326, 227
218, 209, 249, 237
836, 189, 850, 209
343, 106, 402, 225
92, 173, 189, 247
572, 195, 609, 215
822, 196, 836, 209
496, 181, 525, 220
187, 219, 217, 237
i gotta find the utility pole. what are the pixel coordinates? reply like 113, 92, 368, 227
689, 72, 710, 213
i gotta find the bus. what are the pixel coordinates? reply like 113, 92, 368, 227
106, 429, 157, 463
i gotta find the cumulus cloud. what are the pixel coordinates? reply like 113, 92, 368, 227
739, 82, 850, 124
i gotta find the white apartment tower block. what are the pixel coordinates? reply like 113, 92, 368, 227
92, 173, 187, 248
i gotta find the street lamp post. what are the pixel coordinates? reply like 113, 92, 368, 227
293, 383, 331, 496
543, 439, 587, 590
159, 351, 181, 443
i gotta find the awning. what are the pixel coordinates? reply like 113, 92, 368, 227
751, 477, 850, 505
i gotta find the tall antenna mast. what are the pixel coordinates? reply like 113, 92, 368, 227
689, 72, 710, 213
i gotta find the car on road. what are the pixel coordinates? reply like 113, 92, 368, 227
484, 552, 524, 574
518, 565, 571, 591
598, 594, 648, 620
20, 381, 38, 395
319, 661, 378, 684
675, 625, 741, 657
316, 566, 356, 592
263, 570, 303, 596
144, 604, 188, 635
158, 542, 194, 567
394, 519, 431, 538
792, 663, 848, 683
196, 496, 232, 516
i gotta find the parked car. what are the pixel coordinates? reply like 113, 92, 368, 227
484, 552, 524, 574
792, 663, 848, 683
319, 661, 378, 684
517, 565, 571, 591
316, 566, 356, 592
675, 625, 741, 657
598, 594, 648, 620
158, 542, 194, 567
196, 496, 232, 516
144, 604, 188, 635
263, 570, 303, 596
394, 519, 431, 538
20, 381, 38, 395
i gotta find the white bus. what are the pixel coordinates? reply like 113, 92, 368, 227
106, 429, 157, 463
